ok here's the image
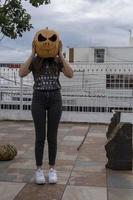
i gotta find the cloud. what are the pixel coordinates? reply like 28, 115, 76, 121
0, 0, 133, 61
0, 48, 30, 62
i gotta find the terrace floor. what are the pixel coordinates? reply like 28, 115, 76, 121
0, 121, 133, 200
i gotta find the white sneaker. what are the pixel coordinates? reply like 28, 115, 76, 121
48, 168, 57, 184
35, 168, 45, 184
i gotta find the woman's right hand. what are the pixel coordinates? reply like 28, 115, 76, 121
58, 40, 64, 60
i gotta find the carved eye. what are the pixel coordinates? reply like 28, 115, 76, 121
38, 34, 47, 42
48, 34, 57, 42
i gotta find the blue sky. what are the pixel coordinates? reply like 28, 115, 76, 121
0, 0, 133, 62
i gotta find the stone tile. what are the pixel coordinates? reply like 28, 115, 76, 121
0, 133, 8, 136
2, 121, 132, 199
59, 123, 73, 128
9, 159, 35, 169
17, 127, 34, 131
74, 160, 106, 173
62, 185, 107, 200
78, 151, 106, 162
89, 124, 108, 133
0, 168, 34, 183
54, 160, 75, 171
63, 136, 84, 142
0, 181, 25, 200
59, 145, 78, 153
14, 183, 65, 200
87, 132, 106, 138
0, 123, 25, 128
84, 136, 106, 144
56, 171, 71, 185
58, 128, 70, 134
77, 143, 107, 162
72, 125, 89, 129
0, 160, 13, 169
57, 152, 77, 161
69, 171, 106, 187
108, 188, 133, 200
61, 140, 82, 146
107, 170, 133, 189
17, 150, 34, 159
68, 125, 89, 136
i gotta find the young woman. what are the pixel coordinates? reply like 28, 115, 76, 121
19, 40, 73, 184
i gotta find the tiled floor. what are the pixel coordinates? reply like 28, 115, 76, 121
0, 121, 132, 200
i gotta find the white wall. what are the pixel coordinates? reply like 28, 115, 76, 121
1, 110, 132, 124
129, 37, 133, 46
66, 47, 94, 62
105, 47, 133, 62
66, 46, 133, 63
74, 48, 94, 62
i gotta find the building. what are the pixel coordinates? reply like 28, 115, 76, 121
66, 46, 133, 63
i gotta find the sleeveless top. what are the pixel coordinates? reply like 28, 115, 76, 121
29, 56, 64, 91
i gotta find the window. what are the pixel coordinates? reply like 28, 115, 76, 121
69, 48, 74, 63
106, 74, 133, 89
94, 49, 105, 63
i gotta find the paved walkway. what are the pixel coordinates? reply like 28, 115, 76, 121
0, 121, 132, 200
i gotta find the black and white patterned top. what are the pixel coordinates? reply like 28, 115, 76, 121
29, 57, 64, 91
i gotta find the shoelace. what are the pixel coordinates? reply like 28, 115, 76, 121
49, 169, 56, 176
37, 170, 44, 176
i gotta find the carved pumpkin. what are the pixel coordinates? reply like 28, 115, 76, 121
33, 27, 60, 58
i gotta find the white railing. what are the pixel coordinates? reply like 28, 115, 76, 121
0, 63, 133, 123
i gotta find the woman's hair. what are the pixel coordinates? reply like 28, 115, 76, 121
32, 56, 59, 75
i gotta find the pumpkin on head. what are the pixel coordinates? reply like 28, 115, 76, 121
33, 27, 60, 58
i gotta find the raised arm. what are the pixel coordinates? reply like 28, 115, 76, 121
58, 41, 73, 78
19, 41, 36, 77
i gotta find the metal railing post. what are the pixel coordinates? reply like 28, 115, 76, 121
0, 68, 1, 110
20, 77, 23, 111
